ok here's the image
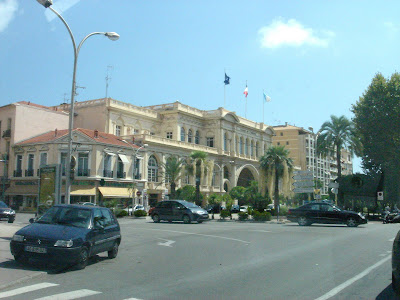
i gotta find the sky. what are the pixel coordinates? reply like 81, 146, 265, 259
1, 0, 400, 173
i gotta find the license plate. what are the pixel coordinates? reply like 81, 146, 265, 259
24, 246, 47, 253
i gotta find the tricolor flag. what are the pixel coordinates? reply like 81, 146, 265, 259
243, 85, 248, 98
224, 73, 230, 85
263, 92, 271, 102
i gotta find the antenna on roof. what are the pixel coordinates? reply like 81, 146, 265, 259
105, 65, 114, 99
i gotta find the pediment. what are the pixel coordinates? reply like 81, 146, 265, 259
223, 112, 240, 123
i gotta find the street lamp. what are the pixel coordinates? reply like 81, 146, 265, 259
122, 140, 148, 213
37, 0, 119, 204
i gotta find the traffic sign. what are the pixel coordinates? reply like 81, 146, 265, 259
293, 170, 313, 175
293, 181, 314, 188
293, 187, 314, 193
136, 191, 142, 196
328, 182, 339, 188
293, 174, 314, 181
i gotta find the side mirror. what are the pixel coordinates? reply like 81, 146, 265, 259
29, 218, 35, 224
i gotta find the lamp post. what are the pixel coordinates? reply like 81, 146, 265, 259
122, 140, 148, 214
37, 0, 119, 204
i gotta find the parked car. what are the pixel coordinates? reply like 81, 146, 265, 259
0, 201, 15, 223
240, 206, 250, 213
392, 230, 400, 295
287, 202, 367, 227
151, 200, 209, 224
10, 204, 121, 270
124, 205, 145, 215
231, 205, 240, 213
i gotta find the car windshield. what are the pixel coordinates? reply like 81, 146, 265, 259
182, 202, 198, 209
0, 201, 8, 208
37, 206, 91, 228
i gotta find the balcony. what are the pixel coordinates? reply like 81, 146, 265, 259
117, 171, 126, 179
14, 170, 22, 177
103, 170, 113, 178
77, 169, 90, 177
25, 169, 34, 177
2, 129, 11, 139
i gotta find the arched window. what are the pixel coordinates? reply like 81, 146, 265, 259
148, 155, 158, 182
180, 127, 185, 142
188, 129, 193, 143
245, 139, 249, 155
240, 137, 244, 154
251, 141, 254, 157
195, 130, 200, 144
256, 142, 259, 157
224, 133, 228, 151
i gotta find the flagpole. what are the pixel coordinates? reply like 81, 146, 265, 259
224, 83, 226, 108
263, 89, 265, 124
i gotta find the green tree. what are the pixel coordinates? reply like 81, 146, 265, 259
260, 145, 294, 215
229, 186, 247, 205
186, 151, 209, 206
176, 185, 198, 202
317, 115, 361, 179
244, 181, 270, 211
160, 156, 186, 199
352, 72, 400, 205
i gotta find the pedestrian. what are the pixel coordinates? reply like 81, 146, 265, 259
384, 204, 391, 223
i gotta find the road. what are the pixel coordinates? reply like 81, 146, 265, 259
1, 218, 400, 299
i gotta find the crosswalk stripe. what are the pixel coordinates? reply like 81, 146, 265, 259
0, 283, 59, 299
35, 289, 102, 300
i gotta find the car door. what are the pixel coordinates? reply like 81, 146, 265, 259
101, 208, 120, 251
306, 204, 321, 223
319, 204, 340, 224
172, 201, 184, 221
92, 208, 107, 254
159, 201, 173, 221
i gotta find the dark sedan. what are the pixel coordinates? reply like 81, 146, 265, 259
152, 200, 209, 224
10, 204, 121, 270
393, 230, 400, 295
287, 202, 367, 227
0, 201, 15, 223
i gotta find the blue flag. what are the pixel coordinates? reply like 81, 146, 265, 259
224, 73, 230, 85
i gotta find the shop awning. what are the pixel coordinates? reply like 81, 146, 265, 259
118, 154, 129, 165
5, 185, 38, 196
98, 187, 132, 198
70, 187, 96, 196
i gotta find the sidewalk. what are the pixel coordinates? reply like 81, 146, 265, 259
0, 215, 46, 291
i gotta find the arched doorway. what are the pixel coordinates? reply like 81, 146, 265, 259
237, 168, 255, 187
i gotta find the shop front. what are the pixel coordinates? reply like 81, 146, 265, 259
5, 180, 39, 212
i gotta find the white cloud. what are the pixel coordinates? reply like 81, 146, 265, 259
384, 21, 399, 33
45, 0, 81, 22
258, 18, 334, 49
0, 0, 18, 33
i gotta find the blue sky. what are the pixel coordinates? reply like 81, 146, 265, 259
1, 0, 400, 172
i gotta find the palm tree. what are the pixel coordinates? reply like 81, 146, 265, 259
260, 145, 294, 216
186, 151, 209, 206
317, 115, 361, 179
160, 156, 186, 199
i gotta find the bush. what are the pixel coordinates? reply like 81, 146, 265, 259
238, 212, 248, 221
272, 205, 288, 216
252, 211, 272, 222
115, 209, 128, 218
220, 209, 231, 219
134, 210, 147, 217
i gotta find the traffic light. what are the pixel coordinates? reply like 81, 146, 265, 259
69, 156, 76, 180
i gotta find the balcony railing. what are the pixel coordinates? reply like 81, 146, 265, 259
117, 171, 126, 179
25, 169, 34, 177
14, 170, 22, 177
77, 169, 90, 177
103, 170, 113, 178
134, 173, 142, 180
2, 129, 11, 138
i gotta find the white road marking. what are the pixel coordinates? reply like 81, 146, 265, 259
250, 230, 271, 233
388, 251, 392, 253
379, 254, 387, 256
124, 298, 143, 300
35, 289, 101, 300
314, 255, 391, 300
389, 238, 395, 242
157, 238, 176, 247
0, 283, 59, 299
141, 228, 250, 244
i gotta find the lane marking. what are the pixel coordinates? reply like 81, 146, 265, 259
314, 255, 391, 300
157, 238, 176, 247
140, 228, 250, 244
0, 283, 59, 299
389, 238, 395, 242
250, 230, 272, 233
124, 298, 143, 300
35, 289, 101, 300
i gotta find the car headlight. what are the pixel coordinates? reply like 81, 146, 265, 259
54, 240, 73, 247
358, 213, 365, 218
12, 234, 24, 242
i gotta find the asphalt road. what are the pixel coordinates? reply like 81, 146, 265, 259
1, 218, 400, 300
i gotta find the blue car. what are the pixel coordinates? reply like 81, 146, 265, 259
10, 204, 121, 270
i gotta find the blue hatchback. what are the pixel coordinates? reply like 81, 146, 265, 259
10, 204, 121, 270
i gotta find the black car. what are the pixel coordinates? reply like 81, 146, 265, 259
0, 201, 15, 223
287, 202, 367, 227
10, 204, 121, 270
231, 205, 240, 213
152, 200, 209, 224
393, 230, 400, 295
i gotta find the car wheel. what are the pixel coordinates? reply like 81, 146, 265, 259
298, 216, 309, 226
198, 220, 203, 224
75, 246, 89, 270
14, 253, 26, 264
347, 217, 358, 227
393, 273, 400, 295
108, 242, 119, 259
183, 214, 191, 224
152, 214, 160, 223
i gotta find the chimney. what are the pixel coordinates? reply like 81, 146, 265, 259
94, 130, 99, 138
54, 129, 58, 137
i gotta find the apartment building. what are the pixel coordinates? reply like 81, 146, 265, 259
0, 101, 68, 204
272, 123, 353, 194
